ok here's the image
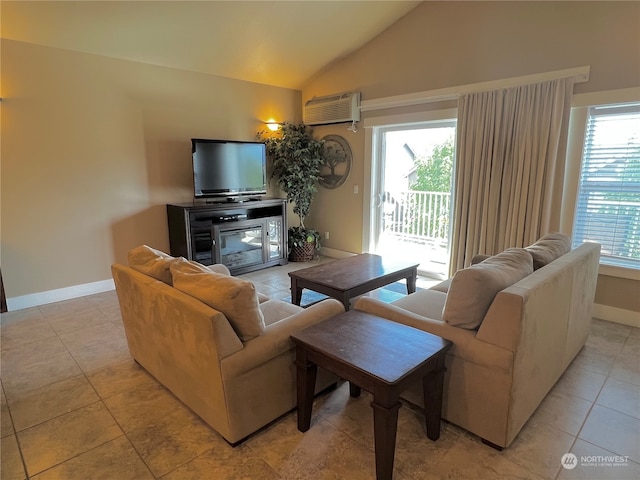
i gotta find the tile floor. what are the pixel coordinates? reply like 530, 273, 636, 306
1, 259, 639, 479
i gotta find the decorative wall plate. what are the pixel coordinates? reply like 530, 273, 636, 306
319, 135, 352, 189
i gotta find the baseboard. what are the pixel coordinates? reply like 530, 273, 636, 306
593, 303, 640, 328
6, 279, 115, 312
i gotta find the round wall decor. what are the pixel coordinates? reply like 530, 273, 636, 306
319, 135, 352, 189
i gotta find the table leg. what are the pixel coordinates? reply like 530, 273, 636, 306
341, 292, 351, 311
371, 392, 401, 480
349, 382, 361, 397
295, 346, 317, 432
291, 278, 303, 306
406, 269, 417, 294
422, 354, 446, 441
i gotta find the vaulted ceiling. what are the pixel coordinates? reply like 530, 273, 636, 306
2, 1, 420, 90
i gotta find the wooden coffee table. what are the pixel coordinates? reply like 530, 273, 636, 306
291, 310, 452, 480
288, 253, 419, 310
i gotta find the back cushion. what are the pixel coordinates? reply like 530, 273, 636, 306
128, 245, 176, 285
170, 259, 265, 342
170, 257, 221, 275
525, 233, 571, 270
470, 254, 492, 265
443, 248, 533, 329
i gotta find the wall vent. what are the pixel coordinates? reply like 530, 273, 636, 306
303, 92, 360, 126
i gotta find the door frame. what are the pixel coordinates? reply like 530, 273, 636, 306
362, 108, 458, 254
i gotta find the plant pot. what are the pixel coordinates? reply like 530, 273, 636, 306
289, 241, 316, 262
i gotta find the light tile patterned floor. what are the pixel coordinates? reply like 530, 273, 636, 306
1, 259, 639, 479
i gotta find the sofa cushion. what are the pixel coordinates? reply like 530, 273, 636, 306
128, 245, 176, 285
429, 278, 452, 294
525, 233, 571, 270
443, 248, 533, 329
392, 289, 448, 321
171, 259, 265, 341
259, 299, 304, 326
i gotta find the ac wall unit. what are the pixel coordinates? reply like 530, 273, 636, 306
303, 92, 361, 126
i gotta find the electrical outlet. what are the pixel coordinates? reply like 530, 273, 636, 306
353, 184, 359, 194
324, 231, 330, 240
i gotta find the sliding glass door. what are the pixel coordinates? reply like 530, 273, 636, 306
369, 121, 456, 278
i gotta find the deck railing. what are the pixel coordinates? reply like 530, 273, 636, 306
382, 190, 451, 246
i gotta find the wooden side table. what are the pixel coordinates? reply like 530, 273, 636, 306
291, 310, 451, 480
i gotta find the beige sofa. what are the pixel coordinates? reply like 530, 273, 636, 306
355, 237, 600, 449
112, 246, 345, 444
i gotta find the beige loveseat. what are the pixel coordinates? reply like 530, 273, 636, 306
112, 245, 345, 444
355, 235, 600, 449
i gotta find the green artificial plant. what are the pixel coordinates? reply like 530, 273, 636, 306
259, 122, 325, 258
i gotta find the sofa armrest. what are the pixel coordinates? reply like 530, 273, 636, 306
354, 297, 473, 347
475, 290, 525, 353
221, 299, 345, 378
354, 297, 512, 372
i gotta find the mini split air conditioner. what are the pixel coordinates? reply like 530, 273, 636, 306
303, 92, 361, 126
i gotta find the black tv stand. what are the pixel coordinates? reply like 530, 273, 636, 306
167, 198, 288, 275
201, 196, 263, 204
228, 196, 263, 203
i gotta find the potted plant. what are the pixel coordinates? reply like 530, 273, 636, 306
259, 122, 325, 261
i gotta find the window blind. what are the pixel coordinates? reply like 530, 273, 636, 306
573, 103, 640, 269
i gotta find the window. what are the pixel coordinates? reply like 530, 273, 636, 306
573, 103, 640, 269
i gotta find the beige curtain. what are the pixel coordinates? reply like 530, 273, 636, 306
449, 78, 574, 275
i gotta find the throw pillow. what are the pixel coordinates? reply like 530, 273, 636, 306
470, 254, 492, 265
128, 245, 175, 285
525, 233, 571, 270
170, 256, 218, 274
443, 248, 533, 329
168, 257, 232, 276
170, 260, 265, 342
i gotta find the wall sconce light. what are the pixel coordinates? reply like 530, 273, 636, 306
265, 120, 280, 132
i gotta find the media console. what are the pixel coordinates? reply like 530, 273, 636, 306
167, 198, 288, 275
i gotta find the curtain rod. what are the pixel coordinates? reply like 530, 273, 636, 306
359, 66, 590, 112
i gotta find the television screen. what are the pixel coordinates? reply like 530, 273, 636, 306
192, 139, 267, 198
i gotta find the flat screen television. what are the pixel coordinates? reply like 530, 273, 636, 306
191, 139, 267, 200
